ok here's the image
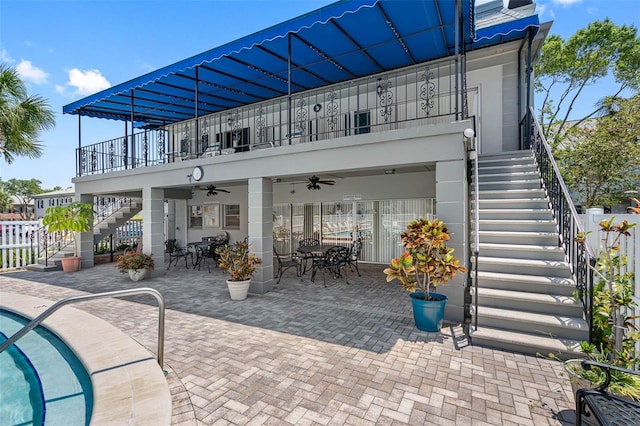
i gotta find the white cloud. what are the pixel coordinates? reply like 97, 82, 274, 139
16, 60, 49, 85
65, 68, 111, 96
553, 0, 583, 5
0, 48, 14, 64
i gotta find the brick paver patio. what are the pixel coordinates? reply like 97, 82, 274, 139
0, 260, 576, 425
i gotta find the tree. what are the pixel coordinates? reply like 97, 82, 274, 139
554, 95, 640, 208
0, 63, 56, 164
535, 19, 640, 146
0, 185, 11, 212
4, 178, 43, 219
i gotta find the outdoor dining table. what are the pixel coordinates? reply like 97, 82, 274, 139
296, 244, 345, 275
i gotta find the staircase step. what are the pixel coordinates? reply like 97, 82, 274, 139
477, 198, 550, 209
478, 163, 538, 179
473, 306, 588, 341
477, 180, 541, 191
478, 150, 535, 161
478, 230, 559, 245
477, 208, 554, 221
475, 271, 576, 295
478, 243, 565, 261
469, 327, 583, 359
477, 189, 547, 200
476, 219, 557, 232
472, 287, 582, 315
474, 171, 541, 182
475, 256, 571, 277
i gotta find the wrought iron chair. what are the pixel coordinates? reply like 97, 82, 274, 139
347, 238, 362, 276
165, 239, 191, 270
310, 246, 349, 287
298, 238, 319, 274
575, 360, 640, 426
197, 242, 220, 272
273, 246, 302, 285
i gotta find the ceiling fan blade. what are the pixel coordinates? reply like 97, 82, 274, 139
219, 189, 231, 193
319, 180, 335, 185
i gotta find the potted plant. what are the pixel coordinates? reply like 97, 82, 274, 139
116, 251, 155, 281
383, 218, 467, 331
41, 202, 95, 272
565, 218, 640, 404
216, 240, 262, 300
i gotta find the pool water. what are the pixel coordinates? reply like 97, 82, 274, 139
0, 310, 93, 425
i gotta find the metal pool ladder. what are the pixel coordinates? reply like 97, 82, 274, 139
0, 287, 166, 369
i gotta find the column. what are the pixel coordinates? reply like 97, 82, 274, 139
143, 187, 165, 277
78, 193, 94, 269
247, 177, 274, 294
435, 159, 468, 323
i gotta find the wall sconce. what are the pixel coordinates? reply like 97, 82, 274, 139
464, 128, 476, 160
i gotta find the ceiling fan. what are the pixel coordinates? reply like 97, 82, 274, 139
203, 185, 231, 196
307, 175, 335, 190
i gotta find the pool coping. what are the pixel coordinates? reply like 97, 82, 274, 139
1, 292, 171, 425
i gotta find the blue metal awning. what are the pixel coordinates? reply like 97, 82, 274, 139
63, 0, 538, 127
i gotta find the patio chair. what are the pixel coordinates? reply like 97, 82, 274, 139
310, 245, 349, 287
197, 242, 220, 272
165, 239, 191, 270
298, 238, 319, 274
273, 246, 302, 285
347, 239, 362, 276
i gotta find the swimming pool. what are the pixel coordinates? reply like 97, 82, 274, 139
1, 291, 172, 425
0, 309, 93, 425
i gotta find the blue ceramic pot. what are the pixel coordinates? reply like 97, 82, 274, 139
409, 292, 447, 332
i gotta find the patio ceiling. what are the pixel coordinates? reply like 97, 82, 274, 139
63, 0, 539, 128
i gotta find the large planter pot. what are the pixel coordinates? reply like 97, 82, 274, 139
226, 279, 251, 300
60, 256, 82, 273
409, 292, 447, 332
564, 359, 600, 426
128, 269, 148, 282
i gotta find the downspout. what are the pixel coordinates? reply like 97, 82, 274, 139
517, 37, 525, 148
454, 0, 460, 120
287, 33, 292, 145
525, 28, 533, 149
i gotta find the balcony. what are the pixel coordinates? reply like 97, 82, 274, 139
77, 58, 470, 177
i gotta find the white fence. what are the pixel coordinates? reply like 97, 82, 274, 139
581, 209, 640, 354
0, 221, 41, 271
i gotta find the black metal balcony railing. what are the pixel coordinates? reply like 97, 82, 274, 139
76, 58, 471, 177
528, 107, 596, 342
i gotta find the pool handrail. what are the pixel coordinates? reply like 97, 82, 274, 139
0, 287, 165, 369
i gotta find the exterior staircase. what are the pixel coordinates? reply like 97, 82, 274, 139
469, 150, 589, 358
27, 198, 142, 271
92, 198, 142, 244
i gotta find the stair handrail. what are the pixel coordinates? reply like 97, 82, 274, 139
464, 124, 480, 332
94, 196, 139, 228
0, 287, 165, 369
528, 107, 596, 342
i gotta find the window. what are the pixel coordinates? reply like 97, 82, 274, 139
223, 204, 240, 229
354, 111, 370, 135
190, 205, 203, 228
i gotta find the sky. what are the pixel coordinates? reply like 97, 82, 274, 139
0, 0, 638, 190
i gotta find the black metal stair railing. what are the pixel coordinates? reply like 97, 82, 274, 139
528, 107, 596, 342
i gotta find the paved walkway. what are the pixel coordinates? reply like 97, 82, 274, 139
0, 260, 576, 425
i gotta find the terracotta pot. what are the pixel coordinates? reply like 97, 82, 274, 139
226, 279, 251, 300
60, 256, 82, 272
